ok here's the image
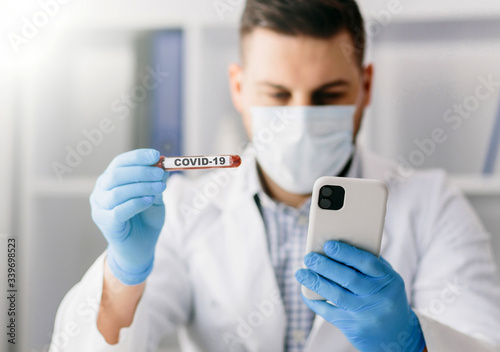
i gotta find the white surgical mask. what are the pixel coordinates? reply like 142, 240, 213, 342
251, 105, 355, 194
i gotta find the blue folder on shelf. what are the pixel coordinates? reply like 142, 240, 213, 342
150, 30, 184, 159
483, 97, 500, 175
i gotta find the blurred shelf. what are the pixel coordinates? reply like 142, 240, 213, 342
32, 178, 96, 197
31, 175, 500, 197
69, 13, 240, 32
358, 0, 500, 23
60, 2, 500, 32
365, 12, 500, 25
450, 175, 500, 196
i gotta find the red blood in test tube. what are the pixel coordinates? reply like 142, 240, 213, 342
230, 155, 241, 167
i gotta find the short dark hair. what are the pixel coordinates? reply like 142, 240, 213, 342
240, 0, 365, 67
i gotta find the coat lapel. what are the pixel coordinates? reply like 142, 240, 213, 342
218, 153, 287, 352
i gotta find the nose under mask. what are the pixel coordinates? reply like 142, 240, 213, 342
251, 105, 355, 194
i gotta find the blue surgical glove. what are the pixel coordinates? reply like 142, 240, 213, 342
295, 241, 426, 352
90, 149, 168, 285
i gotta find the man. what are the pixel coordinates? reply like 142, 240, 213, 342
50, 0, 500, 351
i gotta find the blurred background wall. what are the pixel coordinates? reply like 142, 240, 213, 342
0, 0, 499, 351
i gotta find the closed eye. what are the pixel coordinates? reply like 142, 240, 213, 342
270, 92, 291, 100
316, 92, 344, 99
313, 92, 346, 104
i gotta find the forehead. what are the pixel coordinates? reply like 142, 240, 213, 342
241, 28, 361, 87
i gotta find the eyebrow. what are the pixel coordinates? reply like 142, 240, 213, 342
257, 80, 350, 91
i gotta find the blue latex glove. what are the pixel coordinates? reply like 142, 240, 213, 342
295, 241, 426, 352
90, 149, 168, 285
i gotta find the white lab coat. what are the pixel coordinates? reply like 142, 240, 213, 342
50, 145, 500, 352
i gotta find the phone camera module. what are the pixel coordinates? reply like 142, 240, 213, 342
319, 198, 332, 209
318, 185, 345, 210
320, 187, 333, 197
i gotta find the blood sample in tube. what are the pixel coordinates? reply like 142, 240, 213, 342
153, 155, 241, 171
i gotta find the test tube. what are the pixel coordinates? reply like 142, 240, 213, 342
153, 155, 241, 171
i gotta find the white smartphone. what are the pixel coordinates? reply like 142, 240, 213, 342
302, 176, 389, 300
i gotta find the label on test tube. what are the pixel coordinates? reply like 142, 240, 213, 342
154, 155, 241, 171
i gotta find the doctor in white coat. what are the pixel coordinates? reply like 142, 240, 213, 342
50, 0, 500, 351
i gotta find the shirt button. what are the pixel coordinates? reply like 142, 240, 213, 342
298, 215, 308, 226
292, 329, 306, 342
